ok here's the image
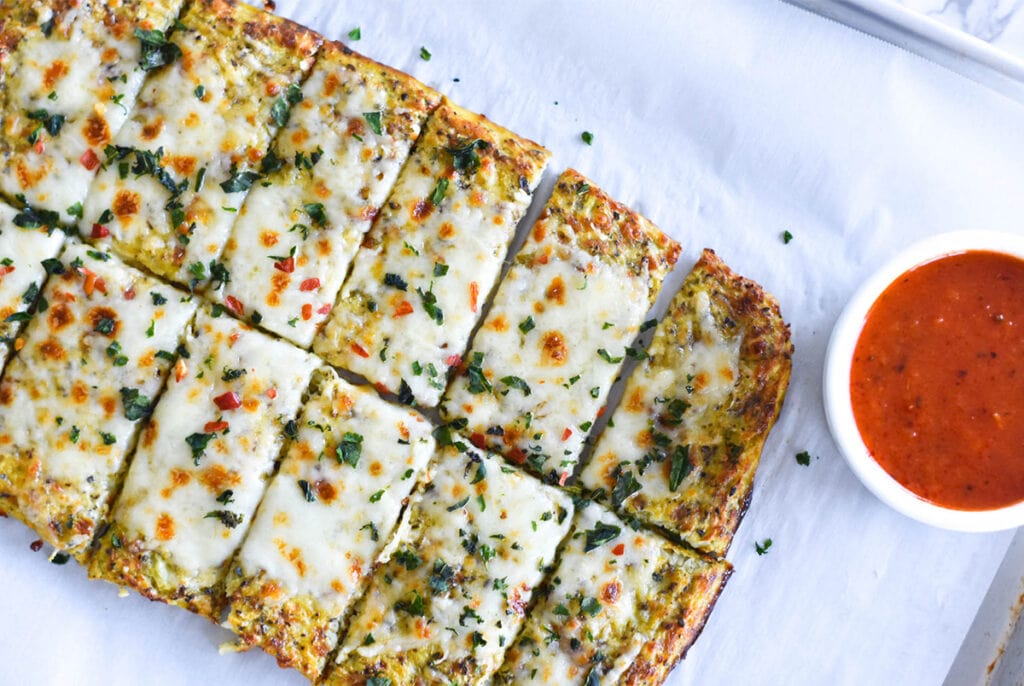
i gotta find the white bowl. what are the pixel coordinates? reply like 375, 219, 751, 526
823, 230, 1024, 532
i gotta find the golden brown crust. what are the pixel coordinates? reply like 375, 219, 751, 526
88, 524, 223, 621
619, 561, 732, 685
196, 0, 321, 56
224, 571, 337, 680
536, 168, 681, 287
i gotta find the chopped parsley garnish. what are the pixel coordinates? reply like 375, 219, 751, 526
394, 590, 425, 616
185, 432, 215, 465
119, 387, 152, 422
360, 522, 379, 542
194, 84, 205, 99
395, 549, 422, 570
795, 450, 812, 466
99, 431, 117, 446
383, 272, 408, 291
433, 262, 449, 277
363, 111, 383, 135
220, 166, 260, 193
640, 318, 658, 332
13, 206, 60, 230
41, 258, 65, 275
447, 496, 470, 512
221, 367, 246, 382
284, 419, 299, 440
26, 108, 65, 143
51, 552, 70, 565
597, 348, 623, 364
447, 138, 489, 175
66, 202, 83, 219
336, 431, 363, 467
430, 177, 448, 205
366, 677, 391, 686
583, 521, 621, 552
204, 510, 244, 529
429, 559, 455, 593
270, 83, 304, 128
668, 444, 692, 492
369, 489, 385, 503
518, 316, 535, 334
420, 46, 431, 61
500, 375, 531, 396
303, 202, 326, 226
466, 352, 491, 394
417, 284, 443, 325
298, 479, 316, 503
755, 538, 773, 555
216, 489, 234, 505
135, 28, 182, 71
782, 230, 794, 244
347, 27, 361, 41
611, 469, 641, 508
581, 130, 594, 145
69, 426, 80, 443
93, 317, 116, 335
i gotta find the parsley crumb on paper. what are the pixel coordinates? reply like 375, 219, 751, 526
755, 538, 773, 556
796, 450, 812, 466
581, 130, 594, 145
420, 46, 431, 61
782, 230, 794, 244
348, 27, 361, 41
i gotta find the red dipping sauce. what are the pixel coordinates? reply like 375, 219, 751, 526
850, 250, 1024, 511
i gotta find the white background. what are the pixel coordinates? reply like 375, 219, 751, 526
3, 1, 1024, 684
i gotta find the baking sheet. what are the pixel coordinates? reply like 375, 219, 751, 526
3, 1, 1024, 684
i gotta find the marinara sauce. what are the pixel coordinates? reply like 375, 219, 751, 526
850, 250, 1024, 511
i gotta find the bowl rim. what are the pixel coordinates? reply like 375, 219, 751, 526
823, 230, 1024, 532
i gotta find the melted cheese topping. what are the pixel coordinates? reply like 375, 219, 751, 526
0, 201, 65, 369
441, 170, 676, 479
230, 367, 434, 618
495, 504, 726, 685
579, 270, 746, 554
108, 308, 318, 585
314, 102, 550, 407
81, 0, 319, 287
0, 1, 184, 213
328, 443, 573, 685
218, 42, 438, 347
0, 242, 194, 554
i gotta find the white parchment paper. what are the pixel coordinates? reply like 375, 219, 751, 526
3, 1, 1023, 684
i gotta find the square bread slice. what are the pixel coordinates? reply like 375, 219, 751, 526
0, 0, 185, 214
0, 242, 195, 557
224, 367, 435, 680
216, 40, 440, 347
440, 169, 680, 482
88, 306, 319, 619
313, 101, 550, 407
0, 199, 65, 371
579, 249, 792, 556
80, 0, 321, 288
324, 441, 573, 685
493, 503, 731, 686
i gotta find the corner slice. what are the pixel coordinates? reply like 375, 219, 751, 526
579, 249, 793, 556
0, 242, 195, 556
313, 101, 551, 407
88, 307, 319, 620
324, 442, 574, 686
224, 367, 436, 680
217, 40, 440, 347
81, 0, 321, 287
0, 199, 65, 371
0, 0, 186, 214
440, 169, 680, 481
494, 503, 731, 685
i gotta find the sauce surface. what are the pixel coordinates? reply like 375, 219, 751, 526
851, 250, 1024, 511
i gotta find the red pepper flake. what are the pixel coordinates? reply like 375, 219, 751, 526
558, 472, 570, 486
224, 295, 244, 316
33, 137, 44, 155
80, 149, 100, 170
204, 420, 229, 433
299, 277, 320, 292
29, 539, 43, 552
446, 353, 462, 367
350, 342, 370, 358
0, 265, 15, 279
94, 277, 107, 294
374, 382, 390, 395
317, 303, 331, 315
301, 303, 313, 320
597, 405, 606, 418
273, 256, 294, 273
265, 388, 277, 400
470, 432, 487, 449
229, 331, 241, 344
612, 543, 625, 556
213, 391, 241, 411
174, 358, 187, 382
508, 447, 526, 465
393, 300, 413, 318
561, 427, 572, 441
90, 223, 109, 239
469, 281, 479, 313
123, 288, 135, 300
